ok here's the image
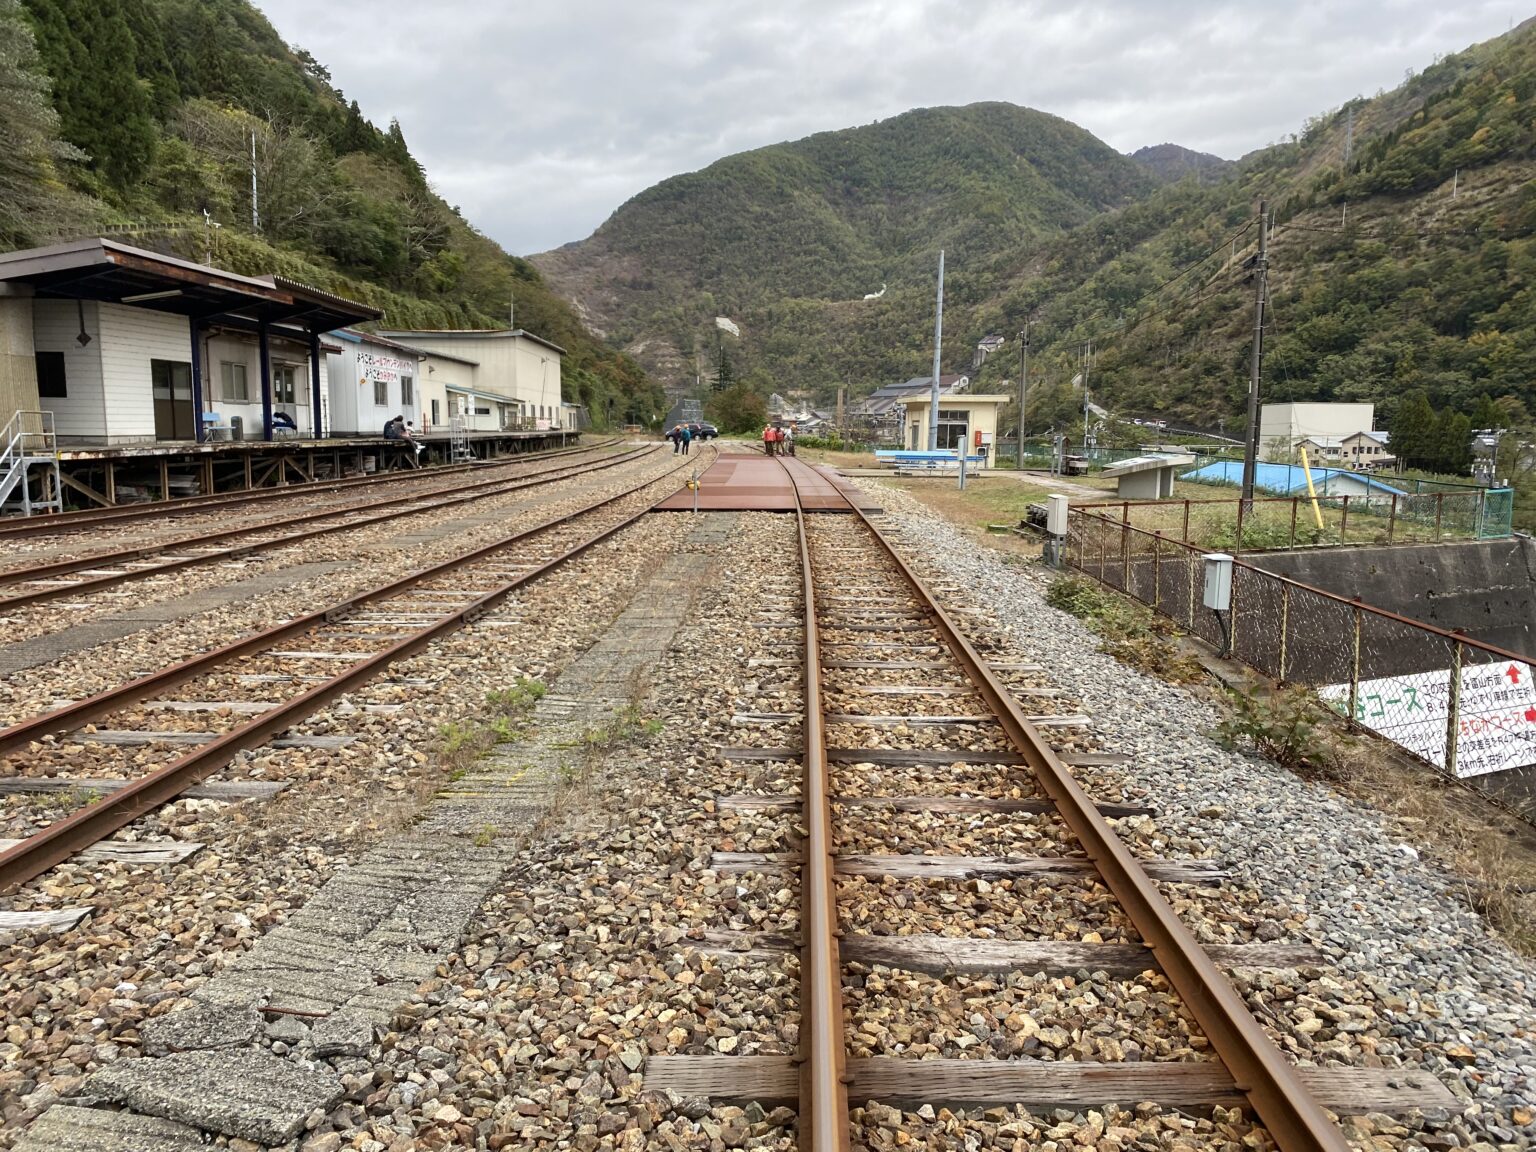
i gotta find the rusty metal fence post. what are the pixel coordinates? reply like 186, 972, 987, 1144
1445, 639, 1462, 778
1434, 493, 1444, 541
1186, 549, 1196, 631
1347, 602, 1363, 729
1182, 500, 1191, 543
1234, 499, 1246, 556
1290, 498, 1298, 547
1340, 495, 1350, 542
1278, 582, 1290, 683
1152, 532, 1162, 610
1387, 494, 1397, 543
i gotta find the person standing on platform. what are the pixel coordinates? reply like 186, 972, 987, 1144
784, 424, 796, 456
681, 423, 693, 455
668, 425, 681, 453
762, 424, 774, 456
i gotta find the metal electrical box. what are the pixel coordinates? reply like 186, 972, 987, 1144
1046, 494, 1069, 536
1203, 553, 1234, 611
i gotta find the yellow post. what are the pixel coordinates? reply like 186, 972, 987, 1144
1298, 446, 1325, 531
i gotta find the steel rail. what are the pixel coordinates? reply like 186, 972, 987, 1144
0, 449, 701, 894
783, 463, 851, 1152
843, 501, 1351, 1152
0, 445, 656, 609
0, 437, 619, 538
0, 446, 675, 760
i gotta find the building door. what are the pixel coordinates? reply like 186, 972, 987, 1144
152, 359, 194, 440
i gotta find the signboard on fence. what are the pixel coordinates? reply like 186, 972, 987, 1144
1317, 660, 1536, 778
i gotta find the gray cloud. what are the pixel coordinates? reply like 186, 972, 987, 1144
256, 0, 1529, 255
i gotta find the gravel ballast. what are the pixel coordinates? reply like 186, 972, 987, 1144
870, 481, 1535, 1148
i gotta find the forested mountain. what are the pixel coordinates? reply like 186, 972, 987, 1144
0, 0, 660, 425
1129, 143, 1233, 185
533, 104, 1156, 386
535, 19, 1536, 442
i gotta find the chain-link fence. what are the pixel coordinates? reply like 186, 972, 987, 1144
1073, 488, 1513, 552
1064, 508, 1536, 803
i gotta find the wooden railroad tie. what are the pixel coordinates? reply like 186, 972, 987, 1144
689, 929, 1322, 976
643, 1055, 1458, 1115
709, 852, 1225, 885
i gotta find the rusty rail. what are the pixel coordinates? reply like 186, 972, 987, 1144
783, 462, 850, 1152
0, 451, 695, 893
852, 506, 1349, 1152
774, 458, 1349, 1152
0, 444, 655, 609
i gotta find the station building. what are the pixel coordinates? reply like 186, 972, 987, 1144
374, 328, 568, 433
0, 238, 377, 445
0, 238, 579, 512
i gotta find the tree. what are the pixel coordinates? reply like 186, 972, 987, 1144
708, 383, 767, 433
22, 0, 160, 188
1389, 390, 1436, 469
1471, 392, 1503, 431
712, 347, 736, 392
0, 0, 82, 244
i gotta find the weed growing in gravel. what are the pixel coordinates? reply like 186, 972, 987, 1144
486, 678, 546, 712
1044, 574, 1205, 683
473, 824, 497, 847
1213, 686, 1336, 775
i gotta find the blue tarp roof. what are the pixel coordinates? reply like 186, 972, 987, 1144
1180, 460, 1407, 496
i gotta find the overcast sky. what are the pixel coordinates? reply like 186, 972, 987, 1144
258, 1, 1528, 256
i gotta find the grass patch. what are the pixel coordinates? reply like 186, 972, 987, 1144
434, 677, 547, 775
1044, 574, 1205, 683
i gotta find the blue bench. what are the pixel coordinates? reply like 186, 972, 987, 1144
876, 450, 986, 473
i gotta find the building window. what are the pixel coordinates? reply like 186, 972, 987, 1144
430, 398, 440, 424
401, 376, 413, 406
220, 361, 248, 402
373, 378, 388, 406
936, 408, 969, 451
274, 366, 297, 405
35, 351, 66, 398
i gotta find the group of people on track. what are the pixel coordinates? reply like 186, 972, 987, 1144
666, 424, 695, 454
761, 424, 794, 456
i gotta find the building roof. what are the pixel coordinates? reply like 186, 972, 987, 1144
376, 327, 567, 356
331, 328, 480, 366
1101, 453, 1196, 478
0, 238, 380, 332
854, 374, 970, 416
1181, 460, 1407, 496
897, 393, 1011, 407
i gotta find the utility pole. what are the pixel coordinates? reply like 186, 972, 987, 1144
928, 250, 945, 450
1082, 340, 1092, 448
1343, 106, 1354, 167
250, 130, 260, 233
836, 384, 846, 442
1240, 199, 1269, 506
1017, 322, 1029, 469
509, 292, 515, 329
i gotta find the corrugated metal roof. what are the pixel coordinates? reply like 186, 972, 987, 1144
1181, 460, 1407, 496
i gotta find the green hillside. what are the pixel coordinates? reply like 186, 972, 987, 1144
986, 15, 1536, 436
533, 19, 1536, 447
0, 0, 661, 426
532, 103, 1155, 387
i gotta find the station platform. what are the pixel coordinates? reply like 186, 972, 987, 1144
33, 429, 580, 510
652, 453, 877, 513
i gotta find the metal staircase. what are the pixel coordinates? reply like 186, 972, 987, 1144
448, 415, 474, 462
0, 410, 62, 518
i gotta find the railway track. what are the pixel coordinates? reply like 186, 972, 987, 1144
0, 442, 654, 610
647, 465, 1454, 1150
0, 437, 620, 540
0, 447, 708, 894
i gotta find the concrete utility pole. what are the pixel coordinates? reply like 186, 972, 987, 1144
1082, 340, 1092, 448
1240, 199, 1269, 506
927, 250, 945, 450
250, 130, 260, 233
1017, 322, 1029, 469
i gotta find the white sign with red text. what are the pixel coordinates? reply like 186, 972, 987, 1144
1317, 659, 1536, 779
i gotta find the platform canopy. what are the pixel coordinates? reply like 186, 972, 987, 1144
0, 238, 380, 331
